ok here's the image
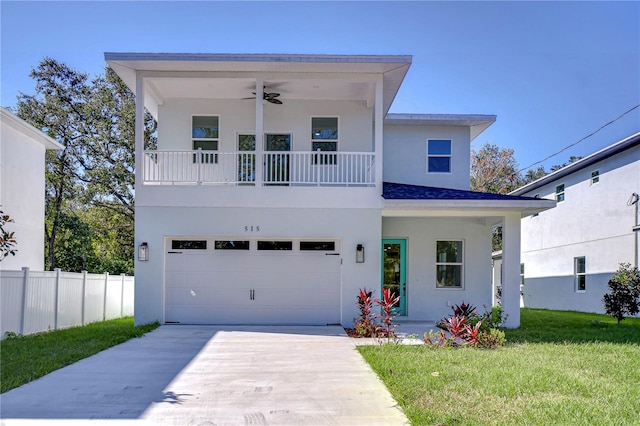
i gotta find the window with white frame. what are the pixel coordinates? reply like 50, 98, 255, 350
591, 170, 600, 185
311, 117, 338, 165
436, 240, 463, 288
427, 140, 452, 173
520, 263, 525, 286
575, 256, 586, 291
192, 116, 219, 164
555, 184, 565, 202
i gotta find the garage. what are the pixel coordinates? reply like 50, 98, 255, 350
164, 238, 342, 325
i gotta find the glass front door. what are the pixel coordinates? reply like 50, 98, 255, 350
264, 133, 291, 185
382, 239, 407, 315
238, 134, 256, 184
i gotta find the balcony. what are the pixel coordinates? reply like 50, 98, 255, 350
142, 150, 376, 186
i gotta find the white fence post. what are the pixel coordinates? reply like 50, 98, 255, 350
103, 272, 109, 321
120, 273, 125, 317
20, 267, 29, 335
81, 270, 87, 325
54, 268, 61, 331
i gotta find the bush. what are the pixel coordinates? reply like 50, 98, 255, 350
427, 302, 506, 348
353, 287, 400, 339
603, 263, 640, 324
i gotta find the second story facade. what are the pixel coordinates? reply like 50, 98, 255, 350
106, 53, 495, 209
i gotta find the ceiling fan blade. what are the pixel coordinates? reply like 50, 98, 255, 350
268, 98, 283, 104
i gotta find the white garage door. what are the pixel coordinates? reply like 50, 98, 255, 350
164, 239, 341, 325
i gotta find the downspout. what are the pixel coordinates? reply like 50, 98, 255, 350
630, 193, 639, 269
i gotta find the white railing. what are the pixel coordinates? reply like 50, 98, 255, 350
143, 150, 375, 186
0, 268, 134, 338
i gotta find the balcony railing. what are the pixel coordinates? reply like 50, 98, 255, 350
142, 150, 376, 186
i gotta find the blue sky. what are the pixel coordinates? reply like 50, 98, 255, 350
2, 1, 638, 172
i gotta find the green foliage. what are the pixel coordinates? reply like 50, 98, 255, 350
430, 303, 506, 348
1, 317, 159, 393
360, 309, 640, 425
603, 263, 640, 324
0, 210, 17, 261
14, 57, 156, 273
470, 143, 523, 194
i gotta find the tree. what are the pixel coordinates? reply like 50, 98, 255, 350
550, 156, 583, 173
471, 144, 525, 252
14, 58, 156, 273
0, 210, 17, 261
522, 166, 547, 185
602, 263, 640, 324
471, 143, 523, 194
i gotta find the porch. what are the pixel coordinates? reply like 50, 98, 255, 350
142, 149, 376, 186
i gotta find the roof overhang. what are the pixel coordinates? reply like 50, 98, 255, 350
383, 198, 556, 221
384, 113, 497, 141
511, 131, 640, 196
1, 107, 64, 150
105, 53, 412, 118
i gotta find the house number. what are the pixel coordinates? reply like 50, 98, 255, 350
244, 225, 260, 232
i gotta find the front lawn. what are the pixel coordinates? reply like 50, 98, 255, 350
359, 309, 640, 425
1, 317, 159, 393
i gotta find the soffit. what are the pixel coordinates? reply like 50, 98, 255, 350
105, 53, 412, 117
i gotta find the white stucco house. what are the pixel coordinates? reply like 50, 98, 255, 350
511, 132, 640, 314
0, 107, 64, 271
106, 52, 554, 328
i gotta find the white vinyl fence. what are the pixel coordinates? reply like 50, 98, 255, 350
1, 267, 134, 338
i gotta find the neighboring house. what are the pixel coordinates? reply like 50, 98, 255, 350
511, 132, 640, 314
0, 107, 64, 271
106, 53, 554, 328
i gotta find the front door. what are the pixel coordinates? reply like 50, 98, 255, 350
264, 133, 291, 185
382, 239, 407, 315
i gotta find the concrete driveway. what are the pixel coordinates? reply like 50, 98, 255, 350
0, 325, 409, 425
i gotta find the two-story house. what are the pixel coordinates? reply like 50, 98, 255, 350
106, 53, 554, 328
1, 107, 64, 271
511, 132, 640, 314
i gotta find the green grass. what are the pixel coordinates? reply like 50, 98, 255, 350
1, 317, 159, 393
359, 309, 640, 425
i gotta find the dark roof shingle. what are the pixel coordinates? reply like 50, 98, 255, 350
383, 182, 541, 201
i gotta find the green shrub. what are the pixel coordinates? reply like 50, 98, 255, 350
603, 263, 640, 324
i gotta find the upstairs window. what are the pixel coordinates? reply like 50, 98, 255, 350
427, 140, 451, 173
311, 117, 338, 165
591, 170, 600, 185
555, 184, 565, 202
575, 256, 586, 291
192, 116, 219, 164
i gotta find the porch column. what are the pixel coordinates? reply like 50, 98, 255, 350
254, 80, 264, 186
134, 72, 145, 188
374, 77, 383, 193
502, 212, 521, 328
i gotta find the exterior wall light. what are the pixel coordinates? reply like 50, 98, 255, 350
356, 244, 365, 263
138, 242, 149, 261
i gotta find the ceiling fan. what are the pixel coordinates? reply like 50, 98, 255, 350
243, 87, 282, 104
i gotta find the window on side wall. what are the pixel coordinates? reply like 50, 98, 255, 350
555, 184, 565, 202
575, 257, 586, 291
591, 170, 599, 185
427, 140, 451, 173
435, 240, 463, 288
311, 117, 338, 165
192, 116, 219, 164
